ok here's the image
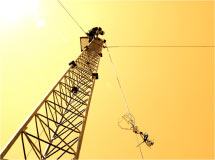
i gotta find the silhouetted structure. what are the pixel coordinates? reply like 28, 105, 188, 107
0, 37, 105, 160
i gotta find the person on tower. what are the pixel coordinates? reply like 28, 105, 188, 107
86, 27, 105, 42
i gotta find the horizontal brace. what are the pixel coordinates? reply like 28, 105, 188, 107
46, 100, 85, 118
36, 113, 80, 133
76, 58, 97, 69
45, 137, 79, 158
54, 90, 87, 106
59, 81, 90, 97
75, 60, 97, 73
53, 121, 83, 140
69, 69, 93, 82
24, 132, 75, 155
65, 76, 92, 89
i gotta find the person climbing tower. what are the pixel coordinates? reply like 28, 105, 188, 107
87, 27, 105, 42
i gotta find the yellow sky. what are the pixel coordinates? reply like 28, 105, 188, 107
0, 0, 214, 159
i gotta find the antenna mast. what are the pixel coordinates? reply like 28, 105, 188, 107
0, 37, 104, 159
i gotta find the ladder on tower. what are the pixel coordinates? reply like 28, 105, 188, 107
0, 37, 105, 159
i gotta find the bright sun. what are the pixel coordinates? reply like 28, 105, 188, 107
0, 0, 40, 23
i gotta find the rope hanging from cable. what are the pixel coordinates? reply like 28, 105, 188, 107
105, 44, 154, 160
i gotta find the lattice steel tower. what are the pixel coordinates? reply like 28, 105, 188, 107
0, 38, 104, 159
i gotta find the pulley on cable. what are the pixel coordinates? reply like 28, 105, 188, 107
118, 113, 154, 148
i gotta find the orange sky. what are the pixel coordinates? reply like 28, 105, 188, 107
0, 0, 214, 159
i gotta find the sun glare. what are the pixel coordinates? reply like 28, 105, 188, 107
36, 20, 45, 28
0, 0, 40, 22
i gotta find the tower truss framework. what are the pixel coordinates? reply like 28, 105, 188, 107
0, 38, 104, 159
